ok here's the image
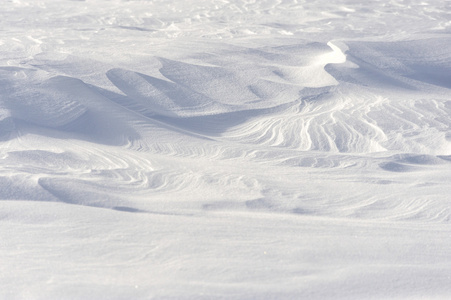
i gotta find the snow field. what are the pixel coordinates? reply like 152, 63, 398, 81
1, 0, 451, 298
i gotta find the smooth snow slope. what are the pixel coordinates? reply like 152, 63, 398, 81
1, 0, 451, 299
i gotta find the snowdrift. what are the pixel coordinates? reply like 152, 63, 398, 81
1, 0, 450, 299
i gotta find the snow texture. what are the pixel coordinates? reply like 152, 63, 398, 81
1, 0, 451, 299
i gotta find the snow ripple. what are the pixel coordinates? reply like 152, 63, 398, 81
1, 36, 450, 223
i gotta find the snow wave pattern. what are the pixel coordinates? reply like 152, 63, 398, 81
0, 0, 450, 223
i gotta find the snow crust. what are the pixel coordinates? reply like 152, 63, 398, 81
1, 0, 451, 299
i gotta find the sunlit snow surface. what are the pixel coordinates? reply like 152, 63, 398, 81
1, 0, 451, 298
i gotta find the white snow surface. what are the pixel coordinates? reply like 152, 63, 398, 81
1, 0, 451, 299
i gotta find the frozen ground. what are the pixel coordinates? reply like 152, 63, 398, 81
1, 0, 451, 299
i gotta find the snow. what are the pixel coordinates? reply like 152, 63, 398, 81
1, 0, 451, 299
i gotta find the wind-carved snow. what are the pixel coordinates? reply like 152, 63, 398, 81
1, 0, 451, 299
